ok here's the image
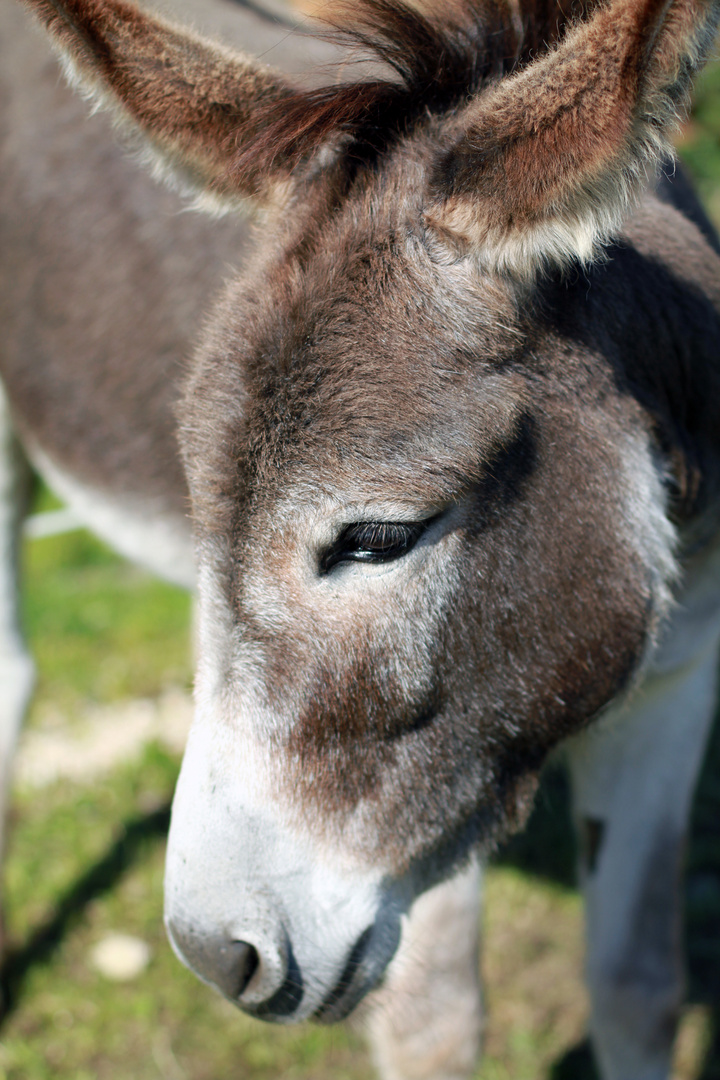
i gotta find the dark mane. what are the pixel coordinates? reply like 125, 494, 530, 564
227, 0, 598, 189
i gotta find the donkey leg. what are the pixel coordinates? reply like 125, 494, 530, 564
361, 857, 482, 1080
0, 382, 35, 955
566, 633, 720, 1080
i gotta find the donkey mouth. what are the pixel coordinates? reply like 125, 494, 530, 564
313, 913, 401, 1023
313, 977, 377, 1024
312, 926, 376, 1023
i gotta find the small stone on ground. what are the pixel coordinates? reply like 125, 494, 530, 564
90, 933, 151, 981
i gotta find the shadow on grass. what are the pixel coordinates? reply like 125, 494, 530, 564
550, 1038, 598, 1079
551, 1009, 720, 1079
0, 801, 171, 1023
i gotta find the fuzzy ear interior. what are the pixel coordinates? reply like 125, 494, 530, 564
425, 0, 720, 278
19, 0, 330, 208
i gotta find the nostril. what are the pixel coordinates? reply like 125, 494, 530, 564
166, 920, 261, 1002
215, 940, 259, 1000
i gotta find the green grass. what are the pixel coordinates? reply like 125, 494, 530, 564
1, 742, 708, 1079
1, 737, 587, 1080
679, 58, 720, 225
22, 522, 192, 722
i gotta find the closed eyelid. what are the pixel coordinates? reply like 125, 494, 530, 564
319, 519, 433, 575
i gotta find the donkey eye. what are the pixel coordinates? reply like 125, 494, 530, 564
320, 520, 429, 574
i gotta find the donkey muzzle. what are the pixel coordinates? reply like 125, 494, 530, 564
163, 717, 405, 1022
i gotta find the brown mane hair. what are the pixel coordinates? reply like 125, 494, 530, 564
227, 0, 598, 185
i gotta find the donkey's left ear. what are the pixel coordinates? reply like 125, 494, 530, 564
425, 0, 720, 277
20, 0, 324, 208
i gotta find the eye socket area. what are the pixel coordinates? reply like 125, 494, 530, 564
319, 518, 436, 574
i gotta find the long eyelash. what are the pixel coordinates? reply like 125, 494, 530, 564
350, 522, 414, 550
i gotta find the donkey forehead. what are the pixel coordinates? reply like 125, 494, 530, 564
223, 348, 529, 530
237, 154, 524, 365
202, 209, 528, 491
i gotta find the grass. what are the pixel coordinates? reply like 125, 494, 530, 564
1, 747, 370, 1080
0, 761, 590, 1080
23, 487, 192, 722
1, 733, 711, 1079
678, 59, 720, 226
3, 732, 590, 1079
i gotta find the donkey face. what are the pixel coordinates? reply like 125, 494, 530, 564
22, 0, 718, 1024
165, 147, 678, 1018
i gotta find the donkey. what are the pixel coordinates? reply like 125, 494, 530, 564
4, 0, 720, 1074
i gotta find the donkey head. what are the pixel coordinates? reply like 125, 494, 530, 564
23, 0, 718, 1022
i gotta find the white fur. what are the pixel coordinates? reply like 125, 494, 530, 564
26, 443, 196, 590
0, 382, 35, 882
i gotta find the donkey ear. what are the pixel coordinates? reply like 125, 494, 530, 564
21, 0, 320, 207
425, 0, 720, 277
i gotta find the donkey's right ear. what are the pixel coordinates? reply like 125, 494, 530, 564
21, 0, 328, 208
425, 0, 720, 278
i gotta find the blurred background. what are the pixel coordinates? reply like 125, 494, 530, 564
0, 44, 719, 1080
